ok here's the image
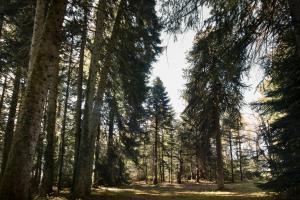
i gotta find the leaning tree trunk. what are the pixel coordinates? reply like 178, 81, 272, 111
72, 0, 124, 197
40, 56, 60, 195
288, 0, 300, 57
72, 0, 88, 190
1, 66, 21, 175
0, 0, 66, 199
58, 44, 73, 192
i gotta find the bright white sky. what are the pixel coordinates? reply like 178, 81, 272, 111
151, 31, 195, 117
150, 31, 264, 124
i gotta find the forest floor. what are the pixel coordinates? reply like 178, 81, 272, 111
51, 180, 278, 200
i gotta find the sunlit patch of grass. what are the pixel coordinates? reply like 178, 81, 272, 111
87, 181, 276, 200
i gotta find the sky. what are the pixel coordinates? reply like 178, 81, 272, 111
150, 30, 264, 124
151, 31, 195, 118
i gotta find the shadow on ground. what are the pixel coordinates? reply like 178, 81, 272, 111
50, 181, 277, 200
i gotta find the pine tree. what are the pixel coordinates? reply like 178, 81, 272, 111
0, 0, 67, 199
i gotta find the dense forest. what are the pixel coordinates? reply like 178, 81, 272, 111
0, 0, 299, 200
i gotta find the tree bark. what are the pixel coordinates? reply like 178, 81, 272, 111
237, 131, 243, 181
40, 56, 60, 195
0, 76, 7, 121
0, 0, 66, 199
107, 101, 115, 186
177, 149, 183, 184
32, 130, 44, 189
28, 0, 47, 74
58, 42, 73, 192
1, 66, 21, 176
161, 131, 165, 182
153, 115, 158, 185
229, 131, 234, 183
215, 115, 224, 189
72, 0, 106, 195
0, 13, 4, 39
288, 0, 300, 57
93, 124, 101, 187
72, 0, 88, 190
72, 0, 124, 196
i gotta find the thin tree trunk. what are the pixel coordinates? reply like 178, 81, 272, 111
170, 131, 173, 184
237, 131, 243, 181
0, 14, 4, 39
196, 155, 200, 183
0, 1, 66, 199
288, 0, 300, 57
177, 149, 183, 184
40, 56, 60, 195
72, 0, 88, 190
161, 131, 165, 182
107, 102, 115, 186
0, 76, 7, 118
143, 138, 148, 183
229, 131, 234, 183
93, 124, 101, 187
1, 66, 21, 175
58, 43, 73, 192
216, 127, 224, 190
153, 115, 158, 185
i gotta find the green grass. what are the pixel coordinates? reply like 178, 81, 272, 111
49, 181, 277, 200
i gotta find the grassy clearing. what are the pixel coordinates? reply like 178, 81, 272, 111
49, 181, 276, 200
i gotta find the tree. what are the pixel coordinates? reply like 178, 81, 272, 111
0, 0, 67, 198
148, 77, 173, 184
255, 28, 300, 197
73, 0, 161, 196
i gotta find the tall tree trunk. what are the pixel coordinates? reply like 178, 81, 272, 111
229, 131, 234, 183
177, 149, 183, 184
0, 76, 7, 119
237, 131, 243, 181
72, 0, 88, 190
107, 102, 115, 186
40, 56, 60, 195
58, 43, 73, 192
28, 0, 47, 74
215, 126, 224, 189
93, 124, 101, 187
170, 132, 173, 184
288, 0, 300, 57
212, 81, 224, 190
32, 130, 45, 189
0, 13, 4, 39
1, 66, 21, 175
72, 0, 106, 195
72, 0, 124, 196
153, 115, 158, 185
0, 1, 66, 198
143, 138, 148, 183
161, 131, 165, 182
